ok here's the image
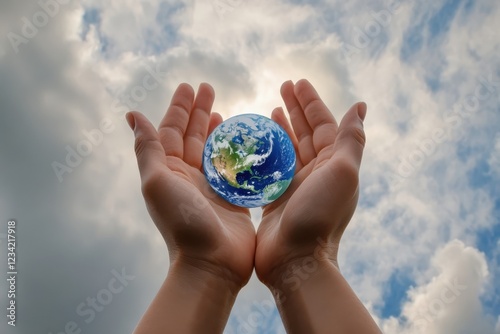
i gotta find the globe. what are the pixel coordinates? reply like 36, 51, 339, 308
203, 114, 296, 208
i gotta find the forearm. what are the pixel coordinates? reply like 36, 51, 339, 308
269, 261, 381, 334
133, 260, 240, 334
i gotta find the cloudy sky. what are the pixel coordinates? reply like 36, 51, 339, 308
1, 0, 499, 333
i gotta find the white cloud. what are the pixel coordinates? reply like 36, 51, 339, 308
380, 239, 496, 334
1, 0, 499, 332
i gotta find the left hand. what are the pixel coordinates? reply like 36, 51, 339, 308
127, 83, 256, 289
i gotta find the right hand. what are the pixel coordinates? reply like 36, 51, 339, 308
255, 79, 367, 290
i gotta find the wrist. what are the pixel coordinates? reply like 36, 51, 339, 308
258, 236, 340, 293
264, 260, 382, 334
265, 258, 338, 303
133, 256, 243, 334
137, 259, 241, 333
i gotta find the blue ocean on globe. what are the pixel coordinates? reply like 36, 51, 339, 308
203, 114, 296, 208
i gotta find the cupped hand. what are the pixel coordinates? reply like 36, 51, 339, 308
127, 83, 255, 288
255, 79, 367, 288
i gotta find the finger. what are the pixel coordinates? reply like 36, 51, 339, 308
208, 112, 223, 136
184, 83, 215, 169
293, 79, 338, 154
126, 111, 168, 183
280, 80, 316, 165
271, 107, 299, 152
158, 83, 195, 158
328, 102, 367, 179
271, 107, 303, 171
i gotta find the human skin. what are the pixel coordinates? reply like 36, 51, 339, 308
255, 79, 382, 333
127, 83, 256, 333
127, 80, 381, 333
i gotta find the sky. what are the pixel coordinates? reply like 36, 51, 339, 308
0, 0, 499, 333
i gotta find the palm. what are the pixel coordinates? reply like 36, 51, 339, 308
132, 83, 255, 285
165, 157, 255, 278
255, 80, 365, 283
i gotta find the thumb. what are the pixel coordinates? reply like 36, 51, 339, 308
126, 111, 168, 182
330, 102, 367, 174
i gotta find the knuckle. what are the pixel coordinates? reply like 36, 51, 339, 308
159, 124, 184, 139
134, 135, 154, 158
297, 131, 311, 142
305, 100, 331, 124
350, 126, 366, 147
187, 128, 206, 142
339, 125, 366, 148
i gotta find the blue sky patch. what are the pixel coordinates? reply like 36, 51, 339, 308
476, 221, 500, 318
400, 21, 425, 62
149, 1, 184, 53
428, 0, 463, 38
380, 270, 414, 318
81, 7, 101, 39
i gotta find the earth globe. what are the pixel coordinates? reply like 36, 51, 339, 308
202, 113, 296, 208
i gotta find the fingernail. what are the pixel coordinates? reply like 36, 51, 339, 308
358, 102, 367, 121
126, 112, 136, 131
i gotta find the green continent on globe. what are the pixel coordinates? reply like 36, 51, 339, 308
211, 132, 261, 190
203, 113, 296, 208
262, 179, 292, 201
